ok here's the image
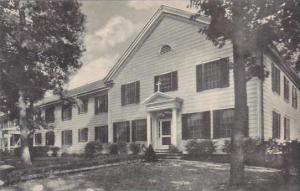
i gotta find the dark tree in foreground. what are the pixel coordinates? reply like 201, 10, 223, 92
189, 0, 300, 187
0, 0, 85, 165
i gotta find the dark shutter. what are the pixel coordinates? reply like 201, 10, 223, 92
105, 94, 108, 112
272, 64, 275, 92
95, 127, 99, 141
135, 81, 140, 103
221, 58, 229, 88
132, 121, 136, 142
244, 107, 249, 137
203, 111, 211, 139
172, 71, 178, 90
154, 76, 159, 92
113, 123, 117, 143
213, 111, 220, 139
182, 114, 188, 140
126, 122, 130, 142
196, 65, 203, 92
61, 131, 65, 145
121, 85, 125, 106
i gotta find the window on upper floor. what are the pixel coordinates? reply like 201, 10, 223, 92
46, 131, 55, 146
284, 77, 289, 102
62, 130, 72, 146
35, 133, 42, 145
272, 111, 281, 139
45, 106, 55, 123
78, 98, 88, 114
154, 71, 178, 92
272, 64, 281, 95
284, 117, 290, 141
160, 45, 172, 55
292, 86, 298, 108
182, 111, 211, 140
121, 81, 140, 106
61, 103, 72, 121
132, 119, 147, 142
78, 128, 88, 142
113, 121, 130, 143
95, 94, 108, 114
196, 58, 229, 92
95, 126, 108, 143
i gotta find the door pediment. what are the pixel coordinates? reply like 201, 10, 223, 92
143, 92, 183, 111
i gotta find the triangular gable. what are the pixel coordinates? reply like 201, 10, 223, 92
143, 91, 175, 105
103, 5, 209, 83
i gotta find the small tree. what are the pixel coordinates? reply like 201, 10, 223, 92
0, 0, 85, 165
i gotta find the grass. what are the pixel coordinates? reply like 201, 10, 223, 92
2, 160, 300, 191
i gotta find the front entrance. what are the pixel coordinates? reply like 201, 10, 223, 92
158, 119, 172, 149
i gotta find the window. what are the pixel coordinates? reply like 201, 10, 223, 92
121, 81, 140, 106
95, 94, 108, 114
95, 126, 108, 143
113, 121, 130, 143
292, 86, 297, 108
182, 112, 210, 140
213, 109, 235, 138
35, 133, 42, 145
154, 71, 178, 92
284, 117, 290, 140
46, 131, 55, 146
132, 119, 147, 141
78, 128, 88, 142
272, 64, 280, 94
196, 58, 229, 91
160, 44, 172, 55
78, 98, 88, 114
284, 77, 289, 101
272, 111, 281, 139
10, 134, 20, 146
62, 130, 72, 146
61, 104, 72, 121
45, 106, 55, 123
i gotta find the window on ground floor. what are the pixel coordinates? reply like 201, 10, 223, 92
46, 131, 55, 146
78, 128, 88, 142
132, 119, 147, 141
213, 109, 234, 139
284, 117, 290, 140
272, 111, 281, 139
113, 121, 130, 143
10, 134, 20, 146
95, 126, 108, 143
35, 133, 42, 145
62, 130, 72, 146
182, 111, 210, 139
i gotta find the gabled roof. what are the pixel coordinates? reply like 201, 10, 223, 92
103, 5, 209, 83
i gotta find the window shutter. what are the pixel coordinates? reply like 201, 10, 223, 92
61, 131, 65, 145
182, 114, 188, 140
105, 94, 108, 112
213, 111, 220, 139
278, 114, 281, 139
221, 59, 229, 88
171, 71, 178, 90
121, 85, 125, 106
244, 107, 249, 137
132, 121, 136, 142
203, 111, 211, 139
126, 122, 130, 142
113, 124, 117, 143
272, 64, 275, 92
154, 76, 159, 92
196, 65, 203, 92
135, 81, 140, 103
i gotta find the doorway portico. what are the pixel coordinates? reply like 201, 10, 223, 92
143, 92, 183, 151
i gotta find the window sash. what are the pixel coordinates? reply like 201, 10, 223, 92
272, 111, 281, 139
132, 119, 147, 141
95, 95, 108, 114
113, 121, 130, 143
284, 117, 290, 140
154, 71, 178, 92
272, 64, 280, 94
292, 86, 297, 108
284, 77, 289, 101
62, 104, 72, 121
213, 109, 234, 139
78, 128, 88, 142
95, 126, 108, 143
182, 112, 210, 140
121, 81, 140, 105
78, 99, 88, 114
62, 130, 72, 146
45, 107, 55, 123
35, 133, 42, 145
46, 131, 55, 146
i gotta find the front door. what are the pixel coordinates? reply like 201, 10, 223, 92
158, 119, 172, 149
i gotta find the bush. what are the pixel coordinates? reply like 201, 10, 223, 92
283, 140, 300, 176
109, 143, 119, 155
169, 144, 179, 153
85, 141, 103, 158
143, 144, 157, 162
129, 143, 140, 155
51, 147, 60, 157
185, 139, 215, 158
117, 142, 127, 154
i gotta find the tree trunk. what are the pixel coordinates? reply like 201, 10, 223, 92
18, 90, 32, 166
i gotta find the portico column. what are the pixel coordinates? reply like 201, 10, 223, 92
172, 108, 177, 146
146, 112, 152, 146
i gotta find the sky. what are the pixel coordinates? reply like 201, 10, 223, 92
68, 0, 196, 89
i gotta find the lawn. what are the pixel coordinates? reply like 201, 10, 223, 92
2, 160, 299, 191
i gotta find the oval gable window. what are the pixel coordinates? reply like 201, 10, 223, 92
160, 44, 172, 55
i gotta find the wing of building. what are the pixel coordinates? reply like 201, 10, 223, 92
1, 6, 300, 153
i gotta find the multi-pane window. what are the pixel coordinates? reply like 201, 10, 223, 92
62, 130, 72, 146
35, 133, 42, 145
213, 109, 235, 138
78, 98, 88, 114
292, 86, 297, 108
10, 134, 20, 146
284, 117, 290, 140
284, 77, 289, 101
95, 94, 108, 114
132, 119, 147, 141
154, 71, 178, 92
182, 112, 210, 140
45, 106, 55, 123
121, 81, 140, 106
272, 64, 280, 95
113, 121, 130, 143
272, 111, 281, 139
196, 58, 229, 92
78, 128, 88, 142
61, 104, 72, 121
95, 126, 108, 143
46, 131, 55, 146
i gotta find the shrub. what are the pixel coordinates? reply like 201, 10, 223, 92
117, 142, 127, 154
143, 144, 158, 162
185, 139, 215, 158
109, 143, 119, 155
32, 146, 50, 157
129, 143, 140, 155
51, 147, 60, 157
169, 144, 179, 153
85, 141, 103, 158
